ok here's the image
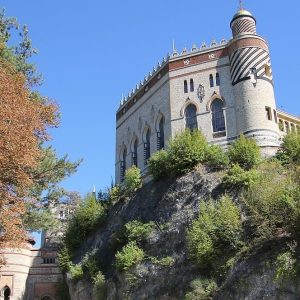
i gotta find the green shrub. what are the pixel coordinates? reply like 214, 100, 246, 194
206, 144, 229, 169
185, 278, 217, 300
58, 246, 72, 273
228, 135, 260, 170
222, 164, 260, 189
69, 263, 84, 281
108, 185, 122, 204
151, 256, 175, 267
241, 161, 300, 240
82, 253, 99, 278
148, 150, 170, 180
93, 271, 106, 299
167, 130, 209, 175
125, 220, 155, 243
276, 132, 300, 165
187, 196, 242, 269
274, 241, 297, 282
115, 242, 144, 271
64, 193, 106, 253
123, 166, 142, 196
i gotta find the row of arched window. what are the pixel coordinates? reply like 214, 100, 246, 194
120, 99, 226, 181
120, 117, 165, 182
184, 74, 220, 94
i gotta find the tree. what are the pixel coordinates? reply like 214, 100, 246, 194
0, 10, 80, 247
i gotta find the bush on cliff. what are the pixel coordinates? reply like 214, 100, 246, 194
148, 150, 170, 180
187, 196, 242, 269
228, 134, 261, 170
276, 132, 300, 165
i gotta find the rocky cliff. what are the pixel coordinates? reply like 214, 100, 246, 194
66, 166, 300, 300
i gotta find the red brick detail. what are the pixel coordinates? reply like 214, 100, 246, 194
169, 48, 229, 71
228, 37, 268, 55
34, 282, 60, 299
116, 64, 169, 121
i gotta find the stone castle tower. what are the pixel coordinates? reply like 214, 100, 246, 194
115, 8, 299, 184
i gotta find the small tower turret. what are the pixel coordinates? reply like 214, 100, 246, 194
228, 8, 281, 155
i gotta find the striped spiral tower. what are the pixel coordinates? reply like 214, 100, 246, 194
228, 9, 281, 155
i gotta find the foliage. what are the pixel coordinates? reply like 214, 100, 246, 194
93, 271, 106, 300
187, 196, 242, 269
115, 242, 144, 271
206, 144, 229, 169
228, 135, 261, 170
148, 150, 170, 180
23, 208, 59, 231
0, 10, 80, 246
69, 263, 84, 281
276, 132, 300, 165
222, 164, 260, 189
185, 278, 217, 300
122, 166, 142, 196
241, 161, 300, 241
58, 246, 72, 273
125, 220, 155, 243
108, 185, 122, 205
150, 256, 175, 267
274, 241, 297, 282
167, 130, 209, 175
82, 253, 100, 278
64, 193, 106, 253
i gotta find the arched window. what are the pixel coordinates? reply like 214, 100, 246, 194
2, 286, 11, 300
120, 147, 127, 182
132, 139, 138, 166
157, 117, 165, 150
190, 79, 194, 92
185, 104, 198, 130
211, 99, 226, 133
216, 73, 220, 86
184, 80, 188, 93
144, 129, 151, 165
209, 74, 214, 88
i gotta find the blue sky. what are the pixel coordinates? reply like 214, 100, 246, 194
1, 0, 300, 196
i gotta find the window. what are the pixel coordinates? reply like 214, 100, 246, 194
273, 109, 278, 123
291, 124, 296, 132
279, 119, 284, 131
184, 80, 188, 93
144, 129, 151, 165
211, 99, 226, 133
216, 73, 220, 86
185, 104, 198, 130
285, 121, 289, 133
190, 79, 194, 92
265, 64, 271, 77
43, 257, 55, 264
250, 67, 257, 76
209, 74, 214, 87
132, 140, 138, 166
2, 286, 10, 300
157, 117, 165, 150
265, 107, 272, 121
120, 147, 127, 182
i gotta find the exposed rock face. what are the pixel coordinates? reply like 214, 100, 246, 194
66, 167, 300, 300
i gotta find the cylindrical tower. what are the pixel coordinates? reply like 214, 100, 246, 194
228, 9, 281, 155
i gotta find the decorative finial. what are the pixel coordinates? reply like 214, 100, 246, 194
239, 0, 244, 10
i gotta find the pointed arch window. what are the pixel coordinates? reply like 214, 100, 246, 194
157, 117, 165, 150
209, 74, 214, 87
216, 73, 220, 86
184, 80, 188, 93
185, 104, 198, 130
120, 147, 127, 182
132, 139, 138, 166
144, 129, 151, 165
211, 99, 226, 133
190, 79, 194, 92
2, 286, 11, 300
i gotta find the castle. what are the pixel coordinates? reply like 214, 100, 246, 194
115, 8, 300, 184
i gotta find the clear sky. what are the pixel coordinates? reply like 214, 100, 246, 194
1, 0, 300, 196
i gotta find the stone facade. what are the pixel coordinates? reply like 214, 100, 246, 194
0, 202, 77, 300
115, 9, 300, 183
